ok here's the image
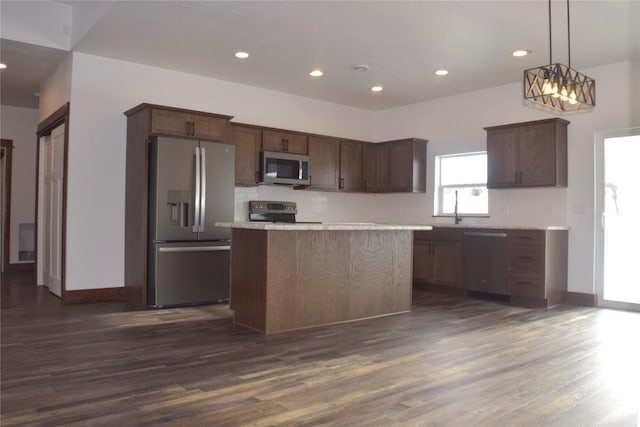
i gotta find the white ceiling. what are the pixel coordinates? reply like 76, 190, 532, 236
2, 1, 639, 110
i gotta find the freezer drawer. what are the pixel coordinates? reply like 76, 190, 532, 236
149, 242, 230, 307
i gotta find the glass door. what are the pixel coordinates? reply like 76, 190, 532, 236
595, 128, 640, 310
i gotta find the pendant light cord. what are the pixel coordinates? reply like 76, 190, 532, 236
567, 0, 571, 69
548, 0, 552, 65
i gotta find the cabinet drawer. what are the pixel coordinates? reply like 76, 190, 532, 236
509, 274, 545, 299
430, 228, 463, 241
415, 228, 462, 242
509, 244, 545, 273
509, 230, 545, 246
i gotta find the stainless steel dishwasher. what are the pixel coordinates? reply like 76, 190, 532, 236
462, 230, 509, 298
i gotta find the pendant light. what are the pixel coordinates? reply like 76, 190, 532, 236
524, 0, 595, 113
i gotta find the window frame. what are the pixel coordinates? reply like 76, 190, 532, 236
434, 151, 489, 217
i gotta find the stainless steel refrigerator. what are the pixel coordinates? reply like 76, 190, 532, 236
148, 136, 235, 307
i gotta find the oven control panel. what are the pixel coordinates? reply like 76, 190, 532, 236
249, 200, 297, 215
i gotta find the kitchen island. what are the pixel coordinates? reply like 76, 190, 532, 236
216, 222, 433, 333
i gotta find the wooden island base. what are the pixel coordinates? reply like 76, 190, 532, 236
229, 228, 415, 334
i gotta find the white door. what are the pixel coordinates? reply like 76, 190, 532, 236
44, 124, 65, 297
595, 128, 640, 311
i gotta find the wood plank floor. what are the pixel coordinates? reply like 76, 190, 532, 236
2, 272, 639, 426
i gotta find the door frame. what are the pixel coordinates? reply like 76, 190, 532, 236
35, 103, 70, 300
1, 139, 13, 274
594, 127, 640, 311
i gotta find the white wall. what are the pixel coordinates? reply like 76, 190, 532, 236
64, 52, 375, 290
0, 105, 39, 264
38, 53, 73, 121
374, 60, 639, 295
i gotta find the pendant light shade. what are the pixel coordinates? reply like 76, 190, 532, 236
524, 0, 595, 113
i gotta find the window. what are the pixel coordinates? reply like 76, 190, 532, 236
435, 152, 488, 215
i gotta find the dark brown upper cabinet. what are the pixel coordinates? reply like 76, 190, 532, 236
308, 136, 340, 190
485, 118, 569, 188
364, 138, 428, 193
339, 140, 365, 192
262, 130, 308, 154
363, 143, 390, 192
149, 107, 229, 141
229, 124, 261, 186
387, 138, 428, 193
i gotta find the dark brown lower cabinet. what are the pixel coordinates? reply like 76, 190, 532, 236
508, 229, 568, 307
413, 229, 463, 289
414, 227, 568, 307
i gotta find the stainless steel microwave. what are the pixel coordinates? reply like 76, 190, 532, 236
260, 151, 310, 186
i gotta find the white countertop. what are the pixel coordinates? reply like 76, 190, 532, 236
217, 222, 568, 231
216, 222, 434, 231
427, 224, 570, 231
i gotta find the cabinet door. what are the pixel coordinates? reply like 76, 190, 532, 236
517, 123, 557, 186
150, 109, 190, 137
388, 141, 413, 192
433, 241, 462, 287
262, 130, 287, 152
308, 136, 340, 190
262, 130, 308, 154
189, 113, 227, 141
363, 143, 389, 192
413, 240, 436, 283
285, 133, 309, 154
339, 141, 364, 192
487, 128, 518, 188
229, 125, 261, 186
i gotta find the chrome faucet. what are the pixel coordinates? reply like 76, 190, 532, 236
454, 190, 462, 224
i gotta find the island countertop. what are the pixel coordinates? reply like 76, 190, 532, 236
216, 222, 434, 231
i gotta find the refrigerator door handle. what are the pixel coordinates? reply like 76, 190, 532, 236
158, 245, 231, 253
199, 146, 207, 232
192, 146, 201, 233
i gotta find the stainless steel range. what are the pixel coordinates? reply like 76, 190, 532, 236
249, 200, 298, 223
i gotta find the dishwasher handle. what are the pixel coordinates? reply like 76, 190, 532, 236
158, 245, 231, 253
463, 231, 508, 238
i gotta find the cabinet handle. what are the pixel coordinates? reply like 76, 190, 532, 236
339, 178, 344, 189
191, 122, 195, 136
285, 139, 289, 151
186, 121, 191, 135
518, 256, 534, 260
517, 236, 533, 240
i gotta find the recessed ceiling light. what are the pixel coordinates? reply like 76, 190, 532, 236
309, 69, 324, 77
371, 86, 383, 92
234, 51, 249, 59
0, 63, 7, 69
435, 69, 448, 76
512, 49, 531, 57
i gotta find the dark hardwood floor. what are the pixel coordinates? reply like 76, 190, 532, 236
2, 272, 639, 426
